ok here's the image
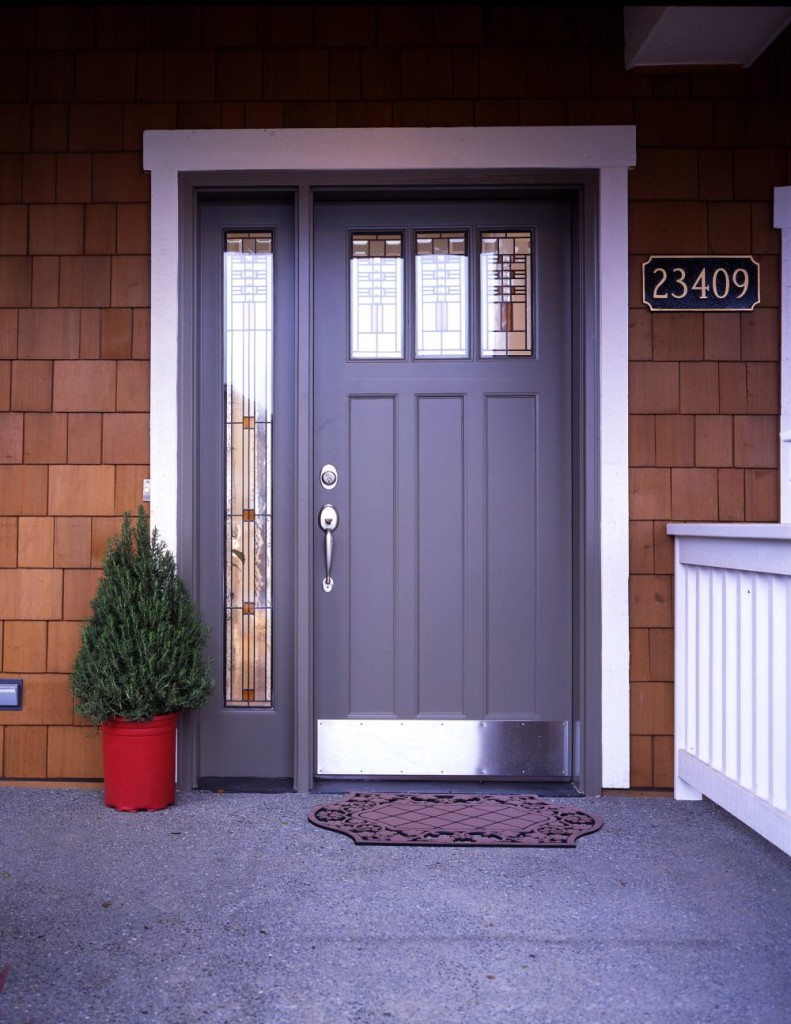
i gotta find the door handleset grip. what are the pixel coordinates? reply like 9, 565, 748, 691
318, 504, 339, 593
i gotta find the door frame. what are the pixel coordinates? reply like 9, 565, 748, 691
143, 126, 636, 794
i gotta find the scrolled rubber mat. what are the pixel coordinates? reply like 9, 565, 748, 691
309, 792, 602, 847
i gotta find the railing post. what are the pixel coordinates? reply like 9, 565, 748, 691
672, 533, 702, 800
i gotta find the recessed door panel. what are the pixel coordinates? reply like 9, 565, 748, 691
348, 395, 397, 716
485, 394, 537, 717
417, 395, 465, 715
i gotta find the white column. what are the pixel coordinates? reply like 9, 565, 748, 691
775, 186, 791, 522
148, 165, 180, 553
599, 167, 632, 789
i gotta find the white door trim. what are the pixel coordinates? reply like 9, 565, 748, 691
143, 125, 636, 789
775, 186, 791, 522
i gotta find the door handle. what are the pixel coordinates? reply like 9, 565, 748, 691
318, 503, 339, 592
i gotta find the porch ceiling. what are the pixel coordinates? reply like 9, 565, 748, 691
624, 4, 791, 69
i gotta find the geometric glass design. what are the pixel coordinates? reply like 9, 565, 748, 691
350, 233, 403, 359
480, 231, 533, 358
224, 231, 273, 707
415, 232, 468, 358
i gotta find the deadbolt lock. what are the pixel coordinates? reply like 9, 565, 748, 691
320, 464, 338, 490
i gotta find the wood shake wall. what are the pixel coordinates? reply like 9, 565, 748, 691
0, 5, 787, 786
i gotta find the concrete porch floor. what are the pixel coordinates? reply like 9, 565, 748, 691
0, 788, 789, 1024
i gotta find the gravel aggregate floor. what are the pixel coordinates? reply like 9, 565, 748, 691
0, 788, 789, 1024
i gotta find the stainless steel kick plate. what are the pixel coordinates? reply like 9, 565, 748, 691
316, 719, 569, 778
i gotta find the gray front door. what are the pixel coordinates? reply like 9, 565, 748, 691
313, 196, 574, 780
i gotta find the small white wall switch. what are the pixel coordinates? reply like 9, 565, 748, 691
0, 679, 22, 709
142, 479, 151, 502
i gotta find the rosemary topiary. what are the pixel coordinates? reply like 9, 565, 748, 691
71, 505, 214, 725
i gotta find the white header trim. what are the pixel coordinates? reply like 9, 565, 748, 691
144, 125, 637, 173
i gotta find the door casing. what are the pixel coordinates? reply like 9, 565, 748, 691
145, 124, 637, 794
178, 173, 597, 792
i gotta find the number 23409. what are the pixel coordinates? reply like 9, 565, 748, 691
642, 256, 760, 312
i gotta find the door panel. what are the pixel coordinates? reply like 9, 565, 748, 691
348, 396, 397, 715
486, 394, 538, 716
195, 198, 295, 782
416, 394, 465, 714
313, 197, 573, 779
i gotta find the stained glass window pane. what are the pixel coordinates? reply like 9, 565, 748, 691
480, 231, 533, 358
350, 233, 403, 359
415, 232, 468, 358
224, 232, 273, 708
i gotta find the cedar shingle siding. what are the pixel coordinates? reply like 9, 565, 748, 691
0, 4, 786, 787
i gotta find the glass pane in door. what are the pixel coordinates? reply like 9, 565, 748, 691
480, 231, 533, 357
350, 233, 403, 359
224, 232, 273, 707
415, 231, 468, 358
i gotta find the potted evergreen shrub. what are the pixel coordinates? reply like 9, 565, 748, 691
71, 505, 213, 811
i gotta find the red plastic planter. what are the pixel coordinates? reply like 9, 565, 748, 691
101, 713, 178, 812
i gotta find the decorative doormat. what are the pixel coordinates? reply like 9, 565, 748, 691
308, 793, 602, 847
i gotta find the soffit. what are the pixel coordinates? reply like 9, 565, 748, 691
624, 5, 791, 69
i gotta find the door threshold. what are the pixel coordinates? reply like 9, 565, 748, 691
312, 778, 582, 797
197, 777, 294, 793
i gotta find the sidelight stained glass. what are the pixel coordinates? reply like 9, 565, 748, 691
480, 231, 533, 357
415, 232, 468, 358
224, 232, 273, 707
350, 233, 403, 358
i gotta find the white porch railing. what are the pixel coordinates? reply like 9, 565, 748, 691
668, 523, 791, 856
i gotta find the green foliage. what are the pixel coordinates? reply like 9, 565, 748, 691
71, 506, 214, 725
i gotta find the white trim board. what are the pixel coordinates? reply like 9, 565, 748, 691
143, 125, 636, 789
775, 186, 791, 522
677, 752, 791, 857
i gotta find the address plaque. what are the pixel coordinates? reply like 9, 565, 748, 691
643, 255, 760, 312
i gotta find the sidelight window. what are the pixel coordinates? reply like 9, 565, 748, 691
224, 232, 273, 707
